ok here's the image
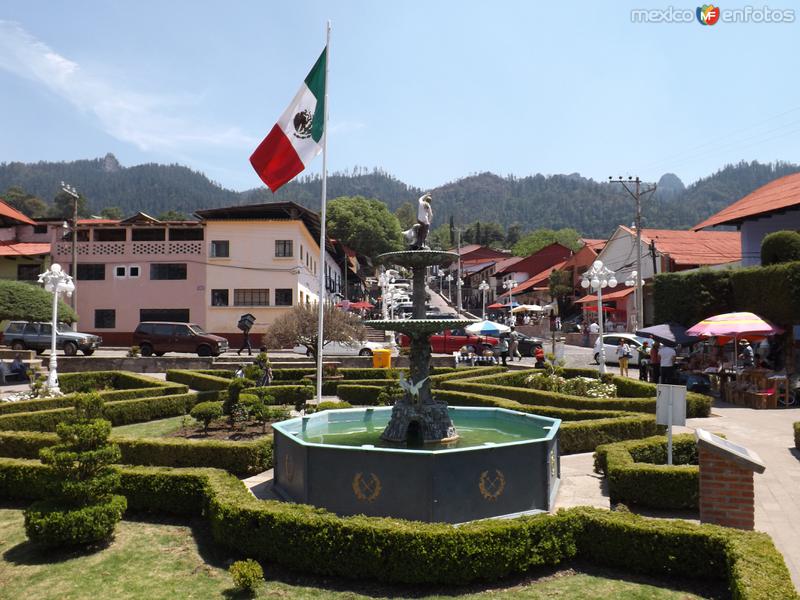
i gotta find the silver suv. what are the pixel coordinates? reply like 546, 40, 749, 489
1, 321, 102, 356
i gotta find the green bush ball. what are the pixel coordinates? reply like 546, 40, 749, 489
24, 495, 127, 548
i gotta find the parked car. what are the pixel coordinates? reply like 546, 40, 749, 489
1, 321, 101, 356
399, 328, 499, 354
132, 322, 229, 357
593, 333, 650, 365
515, 332, 546, 357
292, 339, 396, 357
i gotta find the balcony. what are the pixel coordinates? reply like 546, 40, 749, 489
54, 240, 204, 258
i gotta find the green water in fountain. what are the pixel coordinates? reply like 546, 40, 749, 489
297, 411, 550, 450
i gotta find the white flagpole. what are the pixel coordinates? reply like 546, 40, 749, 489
315, 21, 331, 406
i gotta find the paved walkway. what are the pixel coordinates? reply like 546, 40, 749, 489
554, 399, 800, 591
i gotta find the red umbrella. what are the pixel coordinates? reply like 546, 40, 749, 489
349, 301, 374, 310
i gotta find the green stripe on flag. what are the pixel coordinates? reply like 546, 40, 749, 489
305, 48, 326, 144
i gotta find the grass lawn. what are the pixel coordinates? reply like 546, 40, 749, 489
112, 415, 187, 438
0, 507, 719, 600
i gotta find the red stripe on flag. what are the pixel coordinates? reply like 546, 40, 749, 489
249, 124, 305, 192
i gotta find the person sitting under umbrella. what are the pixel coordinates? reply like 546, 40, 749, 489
738, 339, 755, 368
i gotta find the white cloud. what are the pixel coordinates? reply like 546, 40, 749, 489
0, 20, 258, 153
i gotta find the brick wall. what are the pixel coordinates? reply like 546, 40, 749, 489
698, 446, 756, 529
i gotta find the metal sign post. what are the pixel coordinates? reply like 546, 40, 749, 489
656, 384, 687, 465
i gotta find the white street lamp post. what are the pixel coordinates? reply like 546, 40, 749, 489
503, 279, 518, 319
581, 260, 617, 375
445, 273, 453, 302
478, 280, 490, 319
38, 263, 75, 394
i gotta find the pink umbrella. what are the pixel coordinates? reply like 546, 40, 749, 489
687, 312, 782, 368
686, 312, 782, 337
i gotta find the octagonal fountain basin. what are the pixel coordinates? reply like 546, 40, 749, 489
272, 407, 560, 524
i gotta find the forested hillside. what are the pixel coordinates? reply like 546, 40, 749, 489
1, 155, 797, 238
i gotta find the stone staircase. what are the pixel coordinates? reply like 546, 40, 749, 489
365, 325, 389, 342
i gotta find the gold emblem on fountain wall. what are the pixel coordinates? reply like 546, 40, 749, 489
479, 469, 506, 500
352, 472, 381, 502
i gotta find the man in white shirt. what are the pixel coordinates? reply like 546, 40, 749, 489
605, 317, 615, 332
589, 321, 600, 334
658, 344, 677, 384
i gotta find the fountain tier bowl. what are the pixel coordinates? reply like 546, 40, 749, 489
273, 406, 561, 523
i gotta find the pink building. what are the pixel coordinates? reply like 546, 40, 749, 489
50, 213, 206, 345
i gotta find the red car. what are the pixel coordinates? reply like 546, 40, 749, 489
399, 328, 499, 354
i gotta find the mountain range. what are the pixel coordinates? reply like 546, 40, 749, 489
1, 155, 798, 238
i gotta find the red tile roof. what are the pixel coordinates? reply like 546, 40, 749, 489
0, 241, 51, 257
499, 261, 567, 297
575, 287, 635, 303
0, 200, 35, 225
638, 228, 741, 266
494, 243, 572, 275
77, 219, 120, 225
581, 238, 606, 251
694, 173, 800, 230
493, 256, 524, 272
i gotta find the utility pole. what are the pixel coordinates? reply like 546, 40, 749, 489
608, 176, 656, 330
60, 182, 80, 321
456, 228, 463, 313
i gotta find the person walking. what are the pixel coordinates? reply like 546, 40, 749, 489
658, 343, 677, 384
497, 334, 509, 366
638, 341, 650, 381
238, 328, 252, 356
649, 341, 661, 384
616, 338, 631, 378
509, 326, 522, 361
581, 322, 590, 347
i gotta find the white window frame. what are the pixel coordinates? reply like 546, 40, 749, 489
128, 265, 141, 278
114, 265, 127, 279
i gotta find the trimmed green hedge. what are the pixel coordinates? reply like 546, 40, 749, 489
0, 457, 794, 597
0, 382, 188, 416
337, 385, 385, 406
166, 369, 234, 391
0, 393, 199, 432
438, 378, 711, 418
0, 430, 272, 477
795, 422, 800, 449
594, 435, 699, 509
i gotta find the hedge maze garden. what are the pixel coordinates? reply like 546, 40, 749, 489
0, 366, 796, 599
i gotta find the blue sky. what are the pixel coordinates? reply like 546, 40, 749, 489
1, 1, 798, 192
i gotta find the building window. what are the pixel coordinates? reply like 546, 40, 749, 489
275, 288, 293, 306
94, 228, 126, 242
169, 228, 204, 241
94, 309, 116, 329
210, 240, 229, 258
77, 264, 105, 280
275, 240, 293, 257
211, 289, 229, 306
63, 230, 90, 242
114, 266, 126, 278
300, 246, 304, 261
129, 266, 140, 278
131, 228, 165, 241
234, 289, 270, 306
150, 263, 187, 280
17, 264, 41, 281
140, 308, 190, 322
33, 225, 48, 234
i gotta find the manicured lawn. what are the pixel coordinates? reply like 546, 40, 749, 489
112, 415, 186, 438
0, 507, 716, 600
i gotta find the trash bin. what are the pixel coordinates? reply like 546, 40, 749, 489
372, 348, 392, 368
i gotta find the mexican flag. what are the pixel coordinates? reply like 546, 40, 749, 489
250, 48, 326, 192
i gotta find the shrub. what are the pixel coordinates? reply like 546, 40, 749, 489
190, 402, 223, 433
594, 435, 699, 509
311, 401, 352, 413
795, 422, 800, 450
0, 431, 273, 477
24, 495, 128, 548
224, 378, 251, 415
1, 458, 795, 596
336, 384, 384, 405
24, 393, 126, 547
0, 278, 77, 323
241, 394, 284, 433
761, 230, 800, 265
127, 346, 141, 358
229, 559, 264, 594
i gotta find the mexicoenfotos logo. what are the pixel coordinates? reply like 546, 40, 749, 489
631, 5, 795, 23
697, 4, 721, 24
